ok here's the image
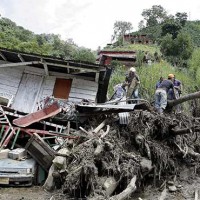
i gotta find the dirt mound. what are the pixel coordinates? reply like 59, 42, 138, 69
46, 110, 200, 199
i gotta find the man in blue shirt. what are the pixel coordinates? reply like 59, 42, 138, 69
156, 77, 163, 89
155, 74, 176, 113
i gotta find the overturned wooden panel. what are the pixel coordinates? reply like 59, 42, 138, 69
25, 133, 55, 172
11, 73, 43, 113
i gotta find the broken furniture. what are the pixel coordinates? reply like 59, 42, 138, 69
25, 133, 56, 172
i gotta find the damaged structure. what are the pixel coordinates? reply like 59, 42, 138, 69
0, 48, 112, 186
1, 48, 199, 199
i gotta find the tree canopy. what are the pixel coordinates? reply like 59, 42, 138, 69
0, 16, 96, 63
112, 21, 133, 43
141, 5, 168, 27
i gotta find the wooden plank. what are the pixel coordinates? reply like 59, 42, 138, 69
0, 75, 22, 85
0, 61, 40, 68
24, 66, 45, 75
45, 61, 99, 72
25, 133, 55, 172
68, 97, 85, 102
95, 72, 99, 82
49, 71, 95, 81
72, 78, 98, 87
69, 92, 96, 99
0, 85, 18, 94
0, 53, 7, 61
71, 85, 97, 92
42, 90, 53, 97
70, 88, 97, 96
0, 67, 24, 79
0, 78, 20, 88
43, 62, 49, 76
31, 77, 44, 112
11, 73, 43, 113
18, 54, 25, 62
36, 76, 55, 104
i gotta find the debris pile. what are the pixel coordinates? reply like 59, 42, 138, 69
1, 100, 200, 199
43, 110, 200, 199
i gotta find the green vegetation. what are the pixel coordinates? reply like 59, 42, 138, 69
1, 5, 200, 114
108, 61, 196, 100
104, 43, 160, 55
107, 4, 200, 115
0, 17, 96, 63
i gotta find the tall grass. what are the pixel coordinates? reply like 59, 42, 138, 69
108, 61, 196, 113
108, 65, 126, 99
104, 44, 160, 55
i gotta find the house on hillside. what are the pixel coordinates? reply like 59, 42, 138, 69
123, 34, 152, 44
0, 48, 111, 113
96, 50, 137, 67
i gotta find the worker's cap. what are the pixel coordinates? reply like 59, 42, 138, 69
129, 67, 136, 72
168, 74, 174, 79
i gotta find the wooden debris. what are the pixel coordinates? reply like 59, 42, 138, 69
109, 176, 137, 200
195, 188, 198, 200
93, 119, 107, 134
103, 177, 118, 196
159, 188, 167, 200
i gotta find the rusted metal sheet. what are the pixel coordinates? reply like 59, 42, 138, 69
13, 101, 62, 127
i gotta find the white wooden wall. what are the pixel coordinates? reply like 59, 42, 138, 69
0, 62, 98, 112
37, 71, 98, 103
68, 78, 98, 102
0, 60, 24, 97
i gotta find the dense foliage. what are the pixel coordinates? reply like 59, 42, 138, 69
0, 17, 96, 63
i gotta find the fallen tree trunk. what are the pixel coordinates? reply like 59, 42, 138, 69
167, 91, 200, 108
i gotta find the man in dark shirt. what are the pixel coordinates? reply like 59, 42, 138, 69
154, 74, 176, 113
168, 75, 182, 100
155, 77, 163, 89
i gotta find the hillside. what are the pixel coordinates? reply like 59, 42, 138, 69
0, 17, 96, 63
132, 21, 200, 47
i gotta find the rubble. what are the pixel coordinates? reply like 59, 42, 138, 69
0, 98, 200, 199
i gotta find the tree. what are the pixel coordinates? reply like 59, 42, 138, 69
112, 21, 133, 44
141, 5, 168, 27
138, 20, 145, 30
71, 47, 96, 63
161, 19, 182, 39
160, 31, 194, 67
175, 12, 188, 27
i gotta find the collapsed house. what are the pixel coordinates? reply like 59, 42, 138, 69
0, 48, 112, 110
0, 49, 200, 199
0, 48, 112, 185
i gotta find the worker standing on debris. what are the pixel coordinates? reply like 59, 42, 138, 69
125, 67, 140, 101
154, 74, 176, 113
